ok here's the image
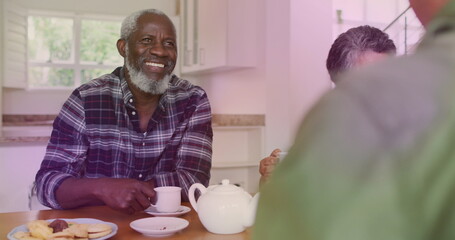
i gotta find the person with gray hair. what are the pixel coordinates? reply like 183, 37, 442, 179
326, 25, 397, 83
259, 26, 396, 185
35, 9, 213, 214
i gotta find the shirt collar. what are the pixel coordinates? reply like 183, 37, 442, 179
118, 67, 135, 108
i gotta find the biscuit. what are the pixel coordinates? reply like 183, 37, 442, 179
87, 223, 112, 238
27, 220, 53, 239
64, 223, 88, 238
12, 231, 42, 240
47, 230, 74, 239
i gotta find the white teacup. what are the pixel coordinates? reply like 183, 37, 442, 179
278, 151, 288, 162
152, 186, 182, 213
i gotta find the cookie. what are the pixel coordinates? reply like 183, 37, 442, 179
87, 223, 112, 238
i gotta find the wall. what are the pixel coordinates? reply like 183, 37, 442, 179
3, 89, 72, 114
288, 0, 333, 146
263, 0, 333, 153
262, 0, 292, 152
0, 0, 3, 125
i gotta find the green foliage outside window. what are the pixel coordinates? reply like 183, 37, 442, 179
28, 16, 73, 62
81, 20, 122, 65
28, 15, 121, 88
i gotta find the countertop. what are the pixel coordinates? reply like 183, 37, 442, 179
0, 114, 265, 143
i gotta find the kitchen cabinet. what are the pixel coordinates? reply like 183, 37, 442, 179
180, 0, 257, 74
0, 142, 47, 212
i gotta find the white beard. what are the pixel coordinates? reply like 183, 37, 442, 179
124, 46, 171, 95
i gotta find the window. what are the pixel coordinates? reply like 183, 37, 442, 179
27, 12, 123, 88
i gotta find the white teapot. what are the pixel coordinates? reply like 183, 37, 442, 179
188, 179, 260, 234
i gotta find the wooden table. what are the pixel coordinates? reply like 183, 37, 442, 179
0, 203, 251, 240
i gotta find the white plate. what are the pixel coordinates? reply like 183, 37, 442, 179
145, 205, 191, 217
130, 217, 189, 237
7, 218, 118, 240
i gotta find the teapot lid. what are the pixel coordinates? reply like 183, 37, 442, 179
211, 179, 242, 193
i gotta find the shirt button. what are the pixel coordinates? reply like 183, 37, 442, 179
142, 142, 145, 146
129, 98, 133, 103
138, 174, 143, 178
132, 111, 136, 115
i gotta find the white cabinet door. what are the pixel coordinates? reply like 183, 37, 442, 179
0, 142, 47, 212
180, 0, 257, 74
196, 0, 228, 71
181, 0, 195, 68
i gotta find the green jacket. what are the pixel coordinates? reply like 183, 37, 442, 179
253, 1, 455, 240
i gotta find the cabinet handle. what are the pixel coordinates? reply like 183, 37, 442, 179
199, 48, 205, 66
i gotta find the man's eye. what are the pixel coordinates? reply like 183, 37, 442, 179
141, 38, 152, 43
164, 41, 176, 47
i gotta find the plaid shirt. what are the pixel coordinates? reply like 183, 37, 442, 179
36, 67, 213, 209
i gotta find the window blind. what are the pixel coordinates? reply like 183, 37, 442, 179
3, 1, 27, 88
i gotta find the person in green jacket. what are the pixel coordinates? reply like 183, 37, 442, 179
253, 0, 455, 239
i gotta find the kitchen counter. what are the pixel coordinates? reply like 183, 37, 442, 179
0, 114, 265, 143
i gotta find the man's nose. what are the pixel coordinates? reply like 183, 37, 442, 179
149, 42, 167, 57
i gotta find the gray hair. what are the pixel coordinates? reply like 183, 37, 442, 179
326, 25, 397, 83
120, 9, 173, 40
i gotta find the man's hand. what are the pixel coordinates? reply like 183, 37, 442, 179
56, 178, 156, 214
95, 178, 156, 214
259, 149, 281, 184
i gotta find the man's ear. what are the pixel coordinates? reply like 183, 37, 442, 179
117, 39, 126, 58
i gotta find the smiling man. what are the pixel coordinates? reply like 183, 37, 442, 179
35, 9, 213, 214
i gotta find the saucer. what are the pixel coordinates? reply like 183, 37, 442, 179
145, 205, 191, 217
130, 217, 189, 237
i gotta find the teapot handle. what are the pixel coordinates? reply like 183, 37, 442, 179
188, 183, 207, 213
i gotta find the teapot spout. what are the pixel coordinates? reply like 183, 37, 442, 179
243, 192, 260, 227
